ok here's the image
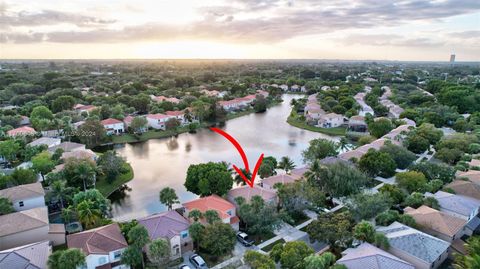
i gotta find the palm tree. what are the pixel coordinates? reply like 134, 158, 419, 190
159, 187, 179, 210
337, 137, 351, 152
62, 205, 76, 224
188, 209, 203, 222
454, 236, 480, 269
48, 249, 86, 269
304, 160, 322, 184
74, 161, 97, 191
278, 156, 295, 174
234, 168, 251, 185
50, 180, 69, 210
76, 200, 101, 229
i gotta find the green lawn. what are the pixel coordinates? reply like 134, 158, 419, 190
96, 163, 134, 197
287, 111, 346, 136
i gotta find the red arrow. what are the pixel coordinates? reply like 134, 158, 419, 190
210, 127, 264, 188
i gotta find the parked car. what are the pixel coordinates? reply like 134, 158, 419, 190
179, 265, 192, 269
189, 254, 208, 269
236, 231, 254, 246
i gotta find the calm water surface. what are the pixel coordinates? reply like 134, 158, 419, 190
110, 94, 339, 221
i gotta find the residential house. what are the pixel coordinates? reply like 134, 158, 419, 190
27, 137, 61, 149
279, 84, 289, 91
0, 207, 65, 250
261, 174, 298, 190
74, 104, 97, 115
7, 126, 36, 137
347, 115, 368, 133
151, 95, 180, 104
67, 223, 129, 269
19, 116, 30, 126
123, 115, 147, 133
377, 222, 450, 269
146, 113, 171, 130
182, 195, 239, 230
404, 205, 467, 242
138, 210, 193, 259
61, 149, 98, 162
165, 110, 187, 125
354, 92, 374, 117
227, 185, 278, 207
101, 118, 125, 135
337, 242, 414, 269
0, 182, 45, 211
256, 90, 269, 98
445, 179, 480, 201
427, 191, 480, 235
0, 241, 52, 269
48, 142, 86, 154
317, 113, 345, 128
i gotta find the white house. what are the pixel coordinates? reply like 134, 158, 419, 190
146, 113, 172, 130
0, 182, 45, 211
100, 118, 125, 135
67, 223, 129, 269
317, 113, 345, 128
165, 110, 187, 125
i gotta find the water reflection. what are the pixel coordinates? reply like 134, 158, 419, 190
110, 94, 339, 221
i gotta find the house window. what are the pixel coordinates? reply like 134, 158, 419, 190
114, 251, 122, 259
181, 231, 188, 238
226, 210, 232, 216
98, 257, 107, 265
19, 201, 24, 207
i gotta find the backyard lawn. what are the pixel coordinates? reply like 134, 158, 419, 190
96, 162, 134, 197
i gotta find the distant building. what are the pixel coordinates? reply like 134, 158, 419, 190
450, 54, 456, 63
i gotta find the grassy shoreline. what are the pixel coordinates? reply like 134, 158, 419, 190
96, 163, 134, 197
287, 110, 346, 136
111, 100, 283, 144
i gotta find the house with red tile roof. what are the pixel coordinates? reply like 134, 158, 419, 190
146, 113, 173, 130
7, 126, 36, 137
165, 110, 187, 125
182, 195, 239, 230
74, 104, 97, 115
227, 185, 277, 208
100, 118, 125, 135
151, 95, 180, 104
67, 223, 128, 269
138, 210, 193, 259
261, 174, 299, 191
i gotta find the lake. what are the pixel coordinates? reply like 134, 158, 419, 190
110, 94, 339, 221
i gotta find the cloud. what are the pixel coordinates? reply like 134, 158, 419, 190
448, 30, 480, 39
0, 9, 115, 28
1, 0, 479, 44
340, 34, 445, 47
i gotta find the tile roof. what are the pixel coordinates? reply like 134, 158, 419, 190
100, 118, 123, 125
27, 137, 61, 148
67, 223, 127, 255
146, 113, 171, 120
123, 115, 134, 124
48, 142, 85, 153
61, 149, 97, 160
290, 166, 309, 179
456, 170, 480, 184
138, 210, 190, 240
261, 174, 298, 187
0, 182, 45, 202
0, 241, 51, 269
182, 195, 235, 219
227, 185, 277, 204
468, 159, 480, 167
7, 126, 36, 137
445, 180, 480, 200
337, 242, 414, 269
377, 222, 450, 263
431, 191, 480, 218
165, 110, 185, 116
0, 207, 49, 237
404, 205, 466, 237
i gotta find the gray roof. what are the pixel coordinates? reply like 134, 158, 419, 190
27, 137, 60, 148
432, 191, 480, 218
0, 183, 45, 202
0, 207, 49, 237
377, 222, 450, 264
0, 241, 51, 269
337, 242, 414, 269
48, 142, 85, 153
138, 210, 190, 240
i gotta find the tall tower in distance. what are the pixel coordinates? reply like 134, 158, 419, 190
449, 54, 456, 63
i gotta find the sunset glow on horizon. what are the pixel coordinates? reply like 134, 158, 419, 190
1, 0, 479, 61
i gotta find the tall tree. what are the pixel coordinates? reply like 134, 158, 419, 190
199, 222, 236, 257
47, 249, 86, 269
277, 156, 295, 173
302, 138, 338, 164
184, 162, 233, 196
147, 238, 170, 266
189, 222, 205, 251
159, 187, 179, 210
204, 209, 221, 224
0, 197, 14, 215
188, 209, 203, 222
31, 151, 55, 180
76, 200, 101, 229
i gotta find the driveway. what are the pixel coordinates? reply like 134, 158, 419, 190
181, 251, 196, 268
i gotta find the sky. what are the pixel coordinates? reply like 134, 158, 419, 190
0, 0, 479, 61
